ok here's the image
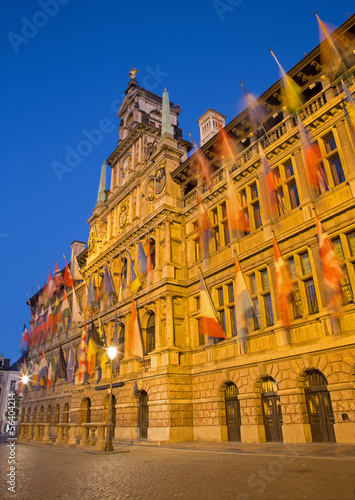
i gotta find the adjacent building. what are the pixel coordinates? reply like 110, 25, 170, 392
22, 15, 355, 445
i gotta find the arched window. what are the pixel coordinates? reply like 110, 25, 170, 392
32, 407, 37, 423
80, 398, 91, 425
148, 238, 155, 270
118, 324, 125, 361
26, 407, 31, 423
146, 313, 155, 354
304, 369, 335, 442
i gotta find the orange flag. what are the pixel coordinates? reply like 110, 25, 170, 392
315, 213, 344, 316
273, 236, 293, 329
128, 297, 144, 358
198, 269, 226, 339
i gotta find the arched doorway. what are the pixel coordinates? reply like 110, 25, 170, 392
261, 377, 283, 442
46, 405, 52, 424
103, 394, 117, 437
225, 382, 241, 441
305, 369, 336, 442
53, 405, 60, 427
62, 403, 69, 423
39, 406, 44, 423
139, 391, 149, 439
79, 398, 91, 425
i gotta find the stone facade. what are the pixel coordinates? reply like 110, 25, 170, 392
22, 15, 355, 446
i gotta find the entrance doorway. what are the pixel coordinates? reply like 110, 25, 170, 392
261, 377, 283, 442
305, 370, 336, 442
225, 382, 241, 441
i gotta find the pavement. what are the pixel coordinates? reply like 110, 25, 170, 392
0, 436, 354, 500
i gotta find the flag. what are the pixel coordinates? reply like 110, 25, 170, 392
61, 290, 71, 319
138, 240, 148, 275
47, 303, 54, 337
215, 113, 238, 166
128, 297, 144, 358
31, 354, 40, 387
37, 307, 47, 341
57, 344, 67, 379
118, 258, 126, 302
63, 263, 74, 288
240, 82, 267, 135
270, 49, 303, 113
77, 325, 88, 384
87, 321, 102, 376
196, 190, 214, 256
85, 274, 95, 316
315, 213, 344, 316
53, 261, 63, 288
315, 12, 345, 78
47, 269, 56, 299
98, 316, 107, 347
189, 132, 213, 191
66, 344, 75, 382
20, 323, 30, 350
297, 116, 327, 193
259, 144, 285, 219
71, 253, 84, 281
147, 238, 153, 276
53, 297, 61, 333
95, 274, 101, 304
234, 255, 255, 338
102, 266, 114, 304
225, 168, 250, 239
47, 353, 57, 389
273, 236, 293, 329
127, 250, 142, 294
341, 80, 355, 146
37, 350, 48, 387
71, 287, 82, 323
198, 269, 226, 339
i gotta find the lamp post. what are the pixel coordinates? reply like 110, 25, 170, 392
105, 346, 117, 451
19, 374, 29, 437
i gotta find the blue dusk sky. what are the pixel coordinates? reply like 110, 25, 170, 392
0, 0, 354, 363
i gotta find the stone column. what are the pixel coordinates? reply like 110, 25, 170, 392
96, 424, 106, 451
68, 424, 78, 445
80, 425, 89, 446
42, 423, 52, 444
33, 424, 40, 441
155, 299, 162, 350
55, 425, 64, 444
165, 220, 171, 263
26, 423, 34, 440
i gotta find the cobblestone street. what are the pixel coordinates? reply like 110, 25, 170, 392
0, 439, 354, 500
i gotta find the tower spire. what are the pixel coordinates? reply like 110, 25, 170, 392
97, 161, 106, 203
161, 88, 172, 137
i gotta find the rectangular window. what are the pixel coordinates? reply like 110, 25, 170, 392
347, 231, 355, 256
264, 294, 274, 326
300, 252, 312, 275
250, 274, 257, 295
319, 131, 346, 188
288, 257, 297, 280
252, 298, 260, 329
253, 203, 262, 229
261, 269, 270, 290
288, 181, 300, 209
10, 380, 16, 391
305, 278, 319, 314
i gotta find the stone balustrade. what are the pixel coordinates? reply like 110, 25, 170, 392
80, 422, 108, 451
54, 423, 78, 446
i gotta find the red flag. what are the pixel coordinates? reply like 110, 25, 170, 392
235, 255, 255, 337
128, 297, 144, 358
297, 116, 327, 193
47, 270, 56, 299
63, 263, 74, 288
315, 213, 344, 316
273, 236, 293, 329
196, 190, 214, 255
198, 269, 226, 339
20, 323, 30, 350
189, 133, 213, 191
225, 169, 250, 237
53, 261, 63, 288
77, 324, 88, 384
259, 144, 285, 218
47, 302, 54, 337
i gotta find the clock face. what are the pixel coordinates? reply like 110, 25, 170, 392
119, 204, 128, 228
154, 166, 166, 194
145, 178, 155, 201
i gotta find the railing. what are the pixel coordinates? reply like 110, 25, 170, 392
55, 423, 77, 446
80, 423, 107, 451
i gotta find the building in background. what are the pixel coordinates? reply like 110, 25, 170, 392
21, 15, 355, 446
0, 353, 26, 434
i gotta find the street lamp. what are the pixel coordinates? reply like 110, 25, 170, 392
105, 346, 117, 451
19, 374, 29, 437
